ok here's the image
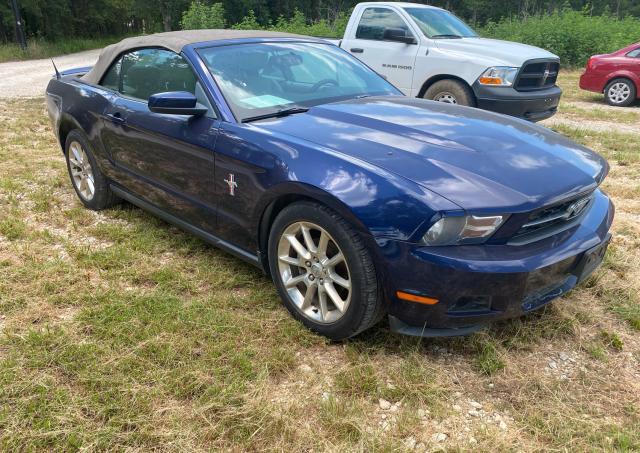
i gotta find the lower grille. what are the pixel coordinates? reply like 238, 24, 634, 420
515, 60, 560, 91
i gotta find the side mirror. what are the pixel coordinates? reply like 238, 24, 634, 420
383, 27, 417, 45
148, 91, 208, 116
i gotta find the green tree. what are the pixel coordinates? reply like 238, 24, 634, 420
3, 0, 640, 46
181, 1, 225, 29
159, 0, 190, 31
481, 9, 640, 66
231, 10, 263, 30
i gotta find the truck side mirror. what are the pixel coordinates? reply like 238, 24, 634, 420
383, 27, 417, 45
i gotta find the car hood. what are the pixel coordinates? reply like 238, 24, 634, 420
433, 37, 559, 67
254, 96, 607, 212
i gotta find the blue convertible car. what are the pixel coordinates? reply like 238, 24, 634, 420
46, 30, 614, 340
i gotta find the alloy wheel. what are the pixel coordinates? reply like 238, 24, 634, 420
68, 141, 95, 201
607, 82, 631, 104
277, 221, 351, 324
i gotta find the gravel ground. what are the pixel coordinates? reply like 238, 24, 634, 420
0, 49, 100, 98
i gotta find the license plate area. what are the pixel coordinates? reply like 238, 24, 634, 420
574, 237, 610, 283
521, 255, 577, 312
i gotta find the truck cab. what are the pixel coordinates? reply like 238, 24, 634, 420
336, 2, 562, 121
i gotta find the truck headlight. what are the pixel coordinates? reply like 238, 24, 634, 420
421, 215, 507, 246
478, 67, 519, 86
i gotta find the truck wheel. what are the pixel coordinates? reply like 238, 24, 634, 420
65, 130, 119, 210
604, 78, 636, 107
268, 201, 384, 340
424, 79, 476, 107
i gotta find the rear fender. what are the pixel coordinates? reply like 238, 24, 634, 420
46, 78, 116, 176
605, 70, 640, 94
57, 112, 84, 152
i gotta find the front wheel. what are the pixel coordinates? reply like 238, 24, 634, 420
604, 78, 636, 107
268, 202, 384, 340
423, 79, 476, 107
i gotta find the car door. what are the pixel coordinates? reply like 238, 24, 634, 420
626, 47, 640, 73
98, 48, 220, 232
341, 6, 419, 94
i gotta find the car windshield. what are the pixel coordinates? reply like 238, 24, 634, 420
404, 8, 478, 38
198, 42, 400, 121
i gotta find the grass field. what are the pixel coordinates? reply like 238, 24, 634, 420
0, 37, 126, 63
0, 71, 639, 451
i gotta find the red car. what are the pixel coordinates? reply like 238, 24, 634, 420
580, 42, 640, 107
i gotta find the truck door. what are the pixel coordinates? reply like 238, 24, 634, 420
341, 6, 419, 94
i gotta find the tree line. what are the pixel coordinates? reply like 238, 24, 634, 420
1, 0, 639, 44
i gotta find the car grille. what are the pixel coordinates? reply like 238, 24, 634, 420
511, 192, 594, 243
514, 60, 560, 91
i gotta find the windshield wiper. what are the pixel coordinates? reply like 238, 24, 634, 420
242, 106, 309, 123
431, 34, 464, 39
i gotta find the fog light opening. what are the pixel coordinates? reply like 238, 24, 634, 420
448, 296, 493, 314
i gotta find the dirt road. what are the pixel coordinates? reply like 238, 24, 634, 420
1, 51, 637, 136
0, 49, 99, 98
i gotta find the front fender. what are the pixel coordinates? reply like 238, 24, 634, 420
249, 137, 460, 243
254, 181, 372, 238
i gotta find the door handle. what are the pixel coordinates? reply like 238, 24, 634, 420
106, 112, 125, 125
350, 48, 364, 53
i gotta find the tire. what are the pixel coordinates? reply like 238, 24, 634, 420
604, 78, 636, 107
424, 79, 476, 107
268, 201, 384, 340
64, 130, 119, 210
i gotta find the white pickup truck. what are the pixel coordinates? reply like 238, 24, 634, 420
327, 2, 562, 121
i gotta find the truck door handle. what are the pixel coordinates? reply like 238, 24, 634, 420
350, 48, 364, 53
106, 112, 125, 125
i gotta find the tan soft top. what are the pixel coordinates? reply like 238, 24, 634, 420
82, 29, 311, 84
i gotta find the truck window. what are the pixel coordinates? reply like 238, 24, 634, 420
356, 7, 411, 41
404, 8, 477, 39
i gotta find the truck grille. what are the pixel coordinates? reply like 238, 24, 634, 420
514, 60, 560, 91
511, 192, 593, 243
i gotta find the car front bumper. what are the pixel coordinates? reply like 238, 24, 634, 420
472, 84, 562, 122
375, 189, 614, 337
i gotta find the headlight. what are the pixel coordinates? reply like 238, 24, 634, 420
478, 67, 519, 86
421, 215, 507, 246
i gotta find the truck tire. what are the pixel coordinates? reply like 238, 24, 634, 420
424, 79, 476, 107
604, 78, 636, 107
268, 201, 385, 340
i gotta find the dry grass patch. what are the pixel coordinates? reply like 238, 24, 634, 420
0, 82, 639, 451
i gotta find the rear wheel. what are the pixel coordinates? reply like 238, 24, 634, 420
424, 79, 476, 107
64, 130, 119, 210
268, 202, 384, 340
604, 78, 636, 107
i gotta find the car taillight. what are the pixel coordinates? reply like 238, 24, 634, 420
587, 57, 596, 70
